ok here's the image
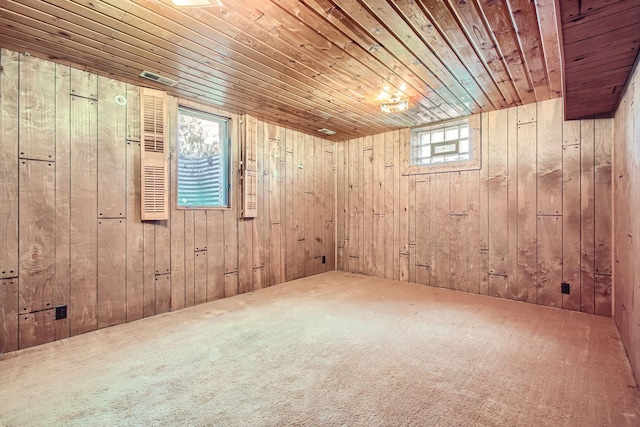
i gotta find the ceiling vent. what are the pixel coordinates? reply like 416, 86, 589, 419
317, 128, 336, 136
139, 70, 178, 87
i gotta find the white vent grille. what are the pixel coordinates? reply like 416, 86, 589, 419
139, 70, 178, 87
317, 128, 336, 136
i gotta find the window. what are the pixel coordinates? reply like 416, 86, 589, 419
411, 120, 470, 166
177, 107, 231, 209
405, 116, 481, 175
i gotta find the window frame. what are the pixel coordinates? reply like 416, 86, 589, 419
175, 104, 233, 210
404, 115, 482, 176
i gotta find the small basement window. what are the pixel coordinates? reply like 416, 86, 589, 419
406, 116, 480, 174
411, 120, 470, 166
177, 107, 231, 209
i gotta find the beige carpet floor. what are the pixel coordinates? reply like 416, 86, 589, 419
1, 271, 639, 426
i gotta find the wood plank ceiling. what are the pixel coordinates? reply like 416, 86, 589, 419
0, 0, 564, 140
559, 0, 640, 120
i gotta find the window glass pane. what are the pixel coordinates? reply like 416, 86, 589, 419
459, 153, 470, 160
177, 108, 230, 208
459, 139, 469, 153
420, 132, 430, 145
431, 156, 445, 163
445, 127, 458, 141
445, 154, 460, 162
460, 126, 469, 139
421, 145, 431, 158
431, 130, 444, 143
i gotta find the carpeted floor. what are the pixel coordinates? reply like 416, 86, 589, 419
1, 271, 638, 426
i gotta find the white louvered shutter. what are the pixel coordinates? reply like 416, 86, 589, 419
140, 88, 169, 220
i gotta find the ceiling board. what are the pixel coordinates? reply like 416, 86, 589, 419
559, 0, 640, 120
0, 0, 565, 140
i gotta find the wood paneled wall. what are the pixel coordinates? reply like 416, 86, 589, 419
0, 48, 335, 354
337, 97, 613, 315
613, 60, 640, 380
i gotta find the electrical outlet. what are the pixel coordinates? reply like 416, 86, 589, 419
561, 283, 571, 295
322, 256, 326, 264
55, 305, 67, 320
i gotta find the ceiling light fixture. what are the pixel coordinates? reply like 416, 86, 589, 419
170, 0, 220, 7
378, 83, 409, 113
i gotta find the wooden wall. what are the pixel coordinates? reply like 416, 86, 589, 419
613, 60, 640, 380
0, 48, 335, 354
337, 97, 613, 315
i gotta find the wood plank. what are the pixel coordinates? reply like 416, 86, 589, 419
517, 121, 538, 303
415, 179, 430, 272
69, 96, 98, 335
488, 109, 509, 283
506, 106, 519, 299
562, 144, 582, 311
18, 160, 56, 314
336, 142, 346, 271
563, 120, 581, 146
69, 68, 97, 99
348, 139, 360, 266
206, 210, 225, 301
238, 216, 253, 294
435, 173, 450, 288
393, 131, 401, 281
54, 63, 71, 340
428, 171, 438, 287
304, 134, 315, 276
190, 211, 206, 252
383, 160, 394, 279
595, 274, 612, 317
18, 308, 54, 350
479, 113, 489, 250
506, 0, 551, 100
126, 83, 141, 142
324, 143, 335, 271
408, 175, 417, 283
97, 76, 127, 218
475, 0, 536, 104
537, 215, 563, 307
97, 219, 127, 328
293, 131, 305, 279
362, 142, 374, 276
18, 52, 55, 161
170, 208, 186, 313
517, 103, 537, 124
467, 169, 481, 294
154, 221, 171, 277
0, 49, 19, 280
372, 135, 385, 277
594, 119, 612, 276
184, 211, 195, 306
224, 272, 238, 297
313, 136, 324, 274
284, 129, 296, 279
537, 98, 563, 215
194, 251, 207, 304
534, 0, 563, 97
155, 274, 171, 314
143, 221, 156, 317
223, 209, 238, 276
0, 278, 19, 354
450, 172, 468, 215
580, 119, 596, 314
480, 249, 489, 295
450, 215, 468, 292
125, 106, 144, 323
